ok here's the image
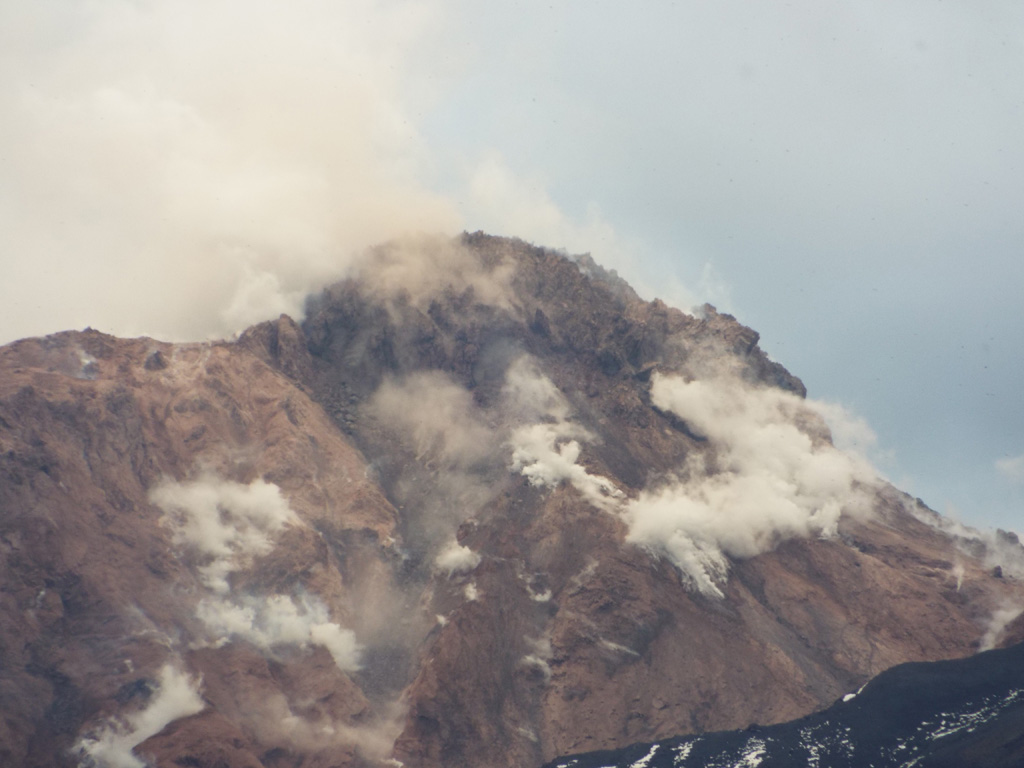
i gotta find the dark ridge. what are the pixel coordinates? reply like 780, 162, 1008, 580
545, 640, 1024, 768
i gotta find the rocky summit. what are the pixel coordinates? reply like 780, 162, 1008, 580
1, 233, 1022, 768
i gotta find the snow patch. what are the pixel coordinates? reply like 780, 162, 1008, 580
628, 743, 659, 768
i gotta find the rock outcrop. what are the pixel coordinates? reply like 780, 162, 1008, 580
0, 233, 1020, 767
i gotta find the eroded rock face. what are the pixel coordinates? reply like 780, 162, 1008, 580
1, 234, 1021, 768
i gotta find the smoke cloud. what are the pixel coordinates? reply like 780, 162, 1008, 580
510, 421, 623, 511
624, 373, 879, 596
236, 691, 405, 762
460, 151, 634, 274
979, 604, 1024, 652
75, 663, 204, 768
352, 234, 517, 312
365, 370, 502, 570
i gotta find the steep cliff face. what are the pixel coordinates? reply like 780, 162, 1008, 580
1, 234, 1021, 768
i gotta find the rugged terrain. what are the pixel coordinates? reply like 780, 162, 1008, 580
544, 638, 1024, 768
1, 233, 1021, 768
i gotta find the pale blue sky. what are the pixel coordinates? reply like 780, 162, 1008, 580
412, 1, 1024, 533
1, 0, 1021, 531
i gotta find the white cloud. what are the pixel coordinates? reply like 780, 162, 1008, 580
996, 454, 1024, 484
75, 663, 204, 768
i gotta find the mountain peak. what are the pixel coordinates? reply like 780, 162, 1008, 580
0, 234, 1020, 767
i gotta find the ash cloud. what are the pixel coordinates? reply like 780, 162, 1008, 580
365, 371, 501, 563
352, 234, 517, 313
75, 663, 204, 768
624, 373, 879, 596
0, 0, 458, 344
368, 371, 496, 470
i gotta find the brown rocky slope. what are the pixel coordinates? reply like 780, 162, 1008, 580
1, 233, 1021, 768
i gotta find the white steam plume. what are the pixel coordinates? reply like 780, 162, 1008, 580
197, 593, 361, 671
435, 541, 481, 576
624, 374, 879, 596
979, 604, 1024, 652
151, 475, 298, 594
0, 0, 458, 344
75, 663, 204, 768
152, 475, 361, 671
504, 356, 623, 510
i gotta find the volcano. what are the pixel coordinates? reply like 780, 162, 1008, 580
1, 233, 1021, 768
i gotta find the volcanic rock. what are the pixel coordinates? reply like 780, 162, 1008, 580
0, 234, 1020, 768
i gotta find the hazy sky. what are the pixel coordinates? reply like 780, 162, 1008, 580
1, 0, 1021, 532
